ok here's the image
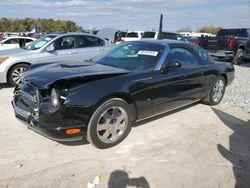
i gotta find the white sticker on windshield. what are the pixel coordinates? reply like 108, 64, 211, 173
138, 50, 158, 56
45, 37, 52, 41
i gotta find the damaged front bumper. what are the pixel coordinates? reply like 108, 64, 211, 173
12, 85, 87, 142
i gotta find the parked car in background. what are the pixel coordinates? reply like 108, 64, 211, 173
0, 36, 36, 50
184, 36, 199, 45
0, 33, 113, 86
122, 31, 144, 42
12, 40, 234, 148
0, 33, 3, 40
97, 28, 127, 44
141, 31, 186, 42
197, 28, 250, 64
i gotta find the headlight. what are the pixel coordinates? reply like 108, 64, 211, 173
0, 57, 9, 64
51, 88, 59, 107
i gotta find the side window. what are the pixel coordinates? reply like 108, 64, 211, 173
25, 39, 33, 43
162, 33, 177, 40
167, 47, 198, 66
142, 32, 156, 38
97, 38, 105, 46
77, 36, 101, 48
198, 48, 207, 61
52, 36, 76, 50
4, 38, 19, 44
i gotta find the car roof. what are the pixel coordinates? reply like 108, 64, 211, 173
3, 36, 36, 39
46, 32, 101, 38
143, 31, 179, 34
127, 31, 144, 33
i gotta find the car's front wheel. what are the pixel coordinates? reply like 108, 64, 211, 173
202, 76, 226, 105
8, 63, 29, 86
87, 98, 132, 149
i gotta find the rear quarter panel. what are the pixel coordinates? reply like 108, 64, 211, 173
202, 61, 234, 93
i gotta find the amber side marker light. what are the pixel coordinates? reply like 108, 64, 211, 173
0, 57, 9, 64
66, 129, 81, 135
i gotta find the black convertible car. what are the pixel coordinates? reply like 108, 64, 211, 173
12, 40, 234, 148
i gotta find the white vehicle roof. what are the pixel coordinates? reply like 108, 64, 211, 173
3, 36, 36, 40
1, 37, 36, 42
127, 31, 144, 33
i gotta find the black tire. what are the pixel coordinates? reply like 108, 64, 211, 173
7, 63, 29, 87
202, 76, 226, 106
87, 98, 132, 149
232, 49, 244, 65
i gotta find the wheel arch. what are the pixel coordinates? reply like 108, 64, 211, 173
220, 73, 227, 85
6, 62, 31, 81
238, 45, 246, 51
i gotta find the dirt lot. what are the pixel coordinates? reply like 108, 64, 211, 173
0, 65, 249, 188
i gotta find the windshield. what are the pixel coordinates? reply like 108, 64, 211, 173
25, 35, 56, 50
94, 42, 164, 71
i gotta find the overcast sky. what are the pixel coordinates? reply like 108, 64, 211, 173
1, 0, 250, 31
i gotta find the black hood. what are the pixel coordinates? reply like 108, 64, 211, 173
23, 62, 130, 88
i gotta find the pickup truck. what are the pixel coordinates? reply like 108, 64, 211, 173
197, 28, 250, 64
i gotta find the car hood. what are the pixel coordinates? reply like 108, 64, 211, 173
0, 48, 38, 59
0, 48, 25, 56
0, 48, 37, 59
23, 62, 130, 88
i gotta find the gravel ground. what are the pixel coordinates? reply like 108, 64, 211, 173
223, 63, 250, 113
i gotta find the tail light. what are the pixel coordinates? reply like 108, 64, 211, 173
229, 38, 236, 49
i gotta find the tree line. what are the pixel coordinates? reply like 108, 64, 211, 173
177, 26, 222, 35
0, 18, 83, 33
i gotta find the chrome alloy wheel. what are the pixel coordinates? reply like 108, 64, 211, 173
12, 67, 26, 84
97, 106, 128, 144
212, 80, 225, 103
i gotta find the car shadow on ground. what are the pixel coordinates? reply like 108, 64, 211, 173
0, 83, 12, 90
58, 139, 89, 146
212, 108, 250, 188
240, 63, 250, 68
108, 170, 150, 188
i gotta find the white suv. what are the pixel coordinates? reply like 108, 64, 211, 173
0, 33, 112, 86
141, 31, 186, 41
122, 31, 144, 42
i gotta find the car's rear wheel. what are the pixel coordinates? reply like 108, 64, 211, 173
7, 63, 28, 86
202, 76, 226, 105
232, 49, 244, 65
87, 98, 132, 149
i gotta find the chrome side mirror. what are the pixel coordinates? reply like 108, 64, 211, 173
46, 45, 55, 52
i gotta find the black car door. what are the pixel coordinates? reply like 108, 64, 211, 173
152, 45, 205, 114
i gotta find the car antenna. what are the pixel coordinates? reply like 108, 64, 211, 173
158, 13, 163, 40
